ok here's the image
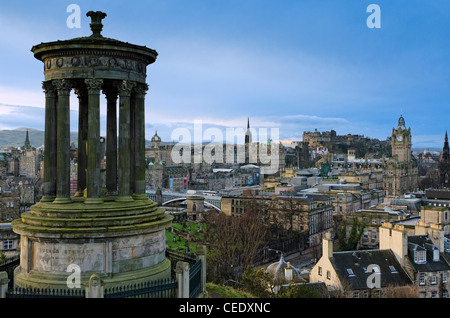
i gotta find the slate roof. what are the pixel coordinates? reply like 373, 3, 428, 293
407, 235, 450, 272
330, 249, 412, 290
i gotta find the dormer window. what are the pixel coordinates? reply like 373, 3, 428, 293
389, 265, 398, 274
433, 248, 440, 262
347, 268, 355, 277
445, 238, 450, 253
414, 250, 426, 264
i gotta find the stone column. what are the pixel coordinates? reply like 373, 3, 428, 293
196, 245, 207, 295
40, 81, 57, 202
175, 261, 190, 298
85, 78, 104, 204
0, 272, 9, 298
53, 79, 73, 204
74, 87, 88, 197
85, 274, 104, 298
132, 83, 149, 200
116, 80, 136, 202
103, 85, 118, 195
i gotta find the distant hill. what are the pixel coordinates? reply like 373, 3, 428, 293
0, 128, 159, 148
0, 128, 78, 148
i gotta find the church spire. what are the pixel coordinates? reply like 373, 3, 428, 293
443, 131, 449, 159
24, 129, 31, 149
247, 117, 250, 129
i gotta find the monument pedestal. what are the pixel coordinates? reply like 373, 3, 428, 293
12, 199, 172, 289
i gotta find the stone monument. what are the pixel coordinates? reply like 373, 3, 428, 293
12, 11, 173, 289
186, 196, 205, 221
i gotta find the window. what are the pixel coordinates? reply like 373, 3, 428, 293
415, 250, 426, 264
318, 267, 322, 276
431, 291, 437, 298
443, 290, 448, 298
2, 240, 13, 250
433, 248, 440, 261
419, 273, 426, 286
389, 265, 398, 274
353, 291, 359, 298
326, 271, 331, 280
443, 271, 448, 283
347, 268, 355, 277
431, 272, 437, 285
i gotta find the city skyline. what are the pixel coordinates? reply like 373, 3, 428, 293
0, 1, 449, 148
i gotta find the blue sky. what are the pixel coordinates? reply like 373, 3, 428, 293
0, 0, 449, 148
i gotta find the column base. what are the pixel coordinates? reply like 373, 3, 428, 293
132, 193, 149, 201
40, 195, 55, 203
53, 197, 73, 204
115, 195, 135, 203
84, 197, 104, 205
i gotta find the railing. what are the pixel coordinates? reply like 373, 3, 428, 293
189, 259, 202, 298
1, 245, 207, 299
6, 287, 85, 298
104, 277, 177, 298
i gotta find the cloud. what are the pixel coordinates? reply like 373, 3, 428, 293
412, 134, 445, 149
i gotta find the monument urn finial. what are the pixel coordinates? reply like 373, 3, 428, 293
86, 11, 107, 37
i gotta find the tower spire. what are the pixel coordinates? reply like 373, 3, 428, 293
247, 117, 250, 129
444, 131, 449, 157
24, 129, 31, 149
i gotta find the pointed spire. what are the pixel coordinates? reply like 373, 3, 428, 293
444, 131, 449, 150
24, 129, 31, 148
247, 117, 250, 129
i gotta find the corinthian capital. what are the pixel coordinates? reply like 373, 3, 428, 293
42, 81, 57, 98
115, 80, 136, 97
52, 79, 74, 96
133, 83, 149, 99
85, 78, 104, 94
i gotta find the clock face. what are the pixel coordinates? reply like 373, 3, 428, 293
397, 135, 403, 142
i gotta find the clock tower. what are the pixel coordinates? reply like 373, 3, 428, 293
383, 114, 418, 200
391, 114, 412, 163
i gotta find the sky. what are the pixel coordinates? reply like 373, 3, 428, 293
0, 0, 449, 148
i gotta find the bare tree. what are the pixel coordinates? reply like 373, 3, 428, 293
204, 200, 269, 284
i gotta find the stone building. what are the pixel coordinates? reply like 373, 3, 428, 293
186, 196, 204, 221
0, 224, 20, 261
0, 190, 20, 222
380, 223, 450, 298
221, 189, 334, 246
18, 130, 40, 178
383, 115, 418, 200
419, 189, 450, 234
343, 206, 414, 250
310, 232, 412, 297
439, 132, 449, 188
